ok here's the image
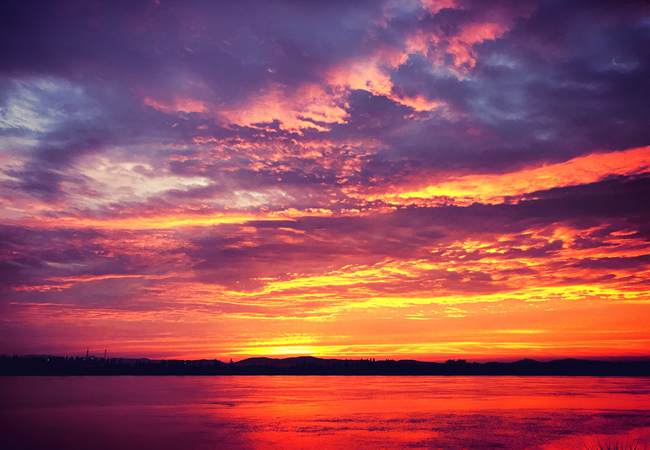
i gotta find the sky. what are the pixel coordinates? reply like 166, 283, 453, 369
1, 0, 649, 361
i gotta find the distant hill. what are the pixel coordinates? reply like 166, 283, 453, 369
1, 355, 649, 376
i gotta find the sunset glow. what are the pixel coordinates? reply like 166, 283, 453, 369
1, 0, 649, 362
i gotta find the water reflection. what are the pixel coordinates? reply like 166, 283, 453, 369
1, 376, 649, 449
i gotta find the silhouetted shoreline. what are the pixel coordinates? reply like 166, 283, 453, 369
2, 355, 649, 376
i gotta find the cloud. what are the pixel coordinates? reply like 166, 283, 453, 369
1, 0, 649, 359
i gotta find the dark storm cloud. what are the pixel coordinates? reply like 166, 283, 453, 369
375, 1, 650, 176
0, 0, 381, 96
0, 225, 157, 292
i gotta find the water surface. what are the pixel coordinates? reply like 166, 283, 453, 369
1, 376, 649, 449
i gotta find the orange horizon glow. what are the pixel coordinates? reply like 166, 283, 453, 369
4, 144, 649, 361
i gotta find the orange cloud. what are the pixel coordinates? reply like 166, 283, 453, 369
17, 212, 286, 230
368, 145, 650, 205
326, 49, 446, 112
419, 0, 457, 15
447, 22, 509, 69
218, 83, 349, 133
13, 207, 354, 231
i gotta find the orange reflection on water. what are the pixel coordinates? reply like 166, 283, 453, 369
2, 376, 650, 449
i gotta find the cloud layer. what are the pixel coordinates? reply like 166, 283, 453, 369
1, 0, 649, 359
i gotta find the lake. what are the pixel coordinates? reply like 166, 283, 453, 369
1, 376, 649, 449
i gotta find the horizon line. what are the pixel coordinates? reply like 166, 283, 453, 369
4, 353, 650, 364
